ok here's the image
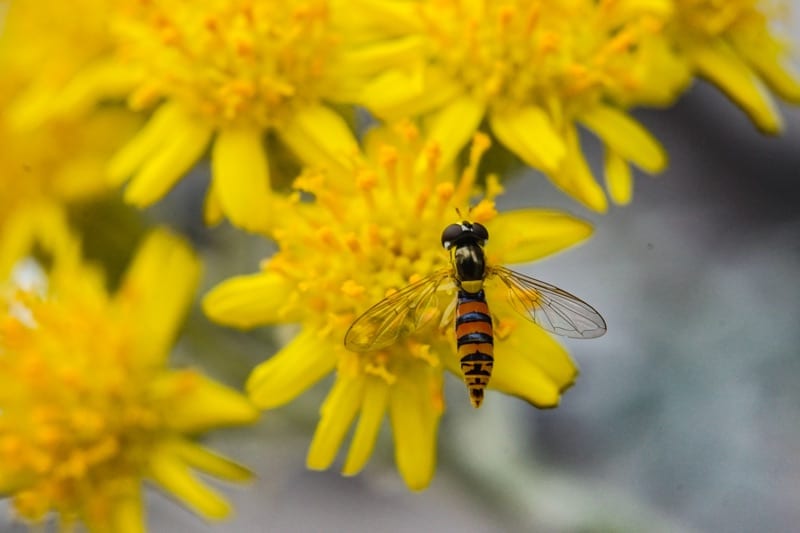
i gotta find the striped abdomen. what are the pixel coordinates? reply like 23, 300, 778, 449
455, 289, 493, 408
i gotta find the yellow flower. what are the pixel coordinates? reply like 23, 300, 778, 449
669, 0, 800, 133
0, 2, 140, 232
0, 207, 259, 531
345, 0, 690, 211
0, 95, 139, 233
204, 125, 591, 490
54, 0, 364, 232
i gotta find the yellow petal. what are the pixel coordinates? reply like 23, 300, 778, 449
730, 34, 800, 103
360, 69, 422, 116
416, 95, 486, 174
170, 439, 253, 482
10, 61, 138, 130
490, 356, 565, 408
336, 35, 426, 76
342, 377, 389, 476
280, 104, 358, 172
579, 105, 666, 173
147, 448, 231, 521
52, 61, 140, 120
489, 105, 566, 173
612, 0, 673, 19
163, 371, 259, 433
750, 55, 800, 103
203, 176, 224, 227
51, 108, 140, 198
211, 127, 272, 233
108, 102, 185, 186
389, 364, 442, 491
604, 149, 633, 205
0, 202, 79, 279
0, 469, 33, 494
333, 0, 422, 39
307, 374, 365, 470
246, 328, 338, 409
123, 110, 214, 207
552, 125, 608, 212
689, 40, 781, 133
117, 230, 200, 364
361, 66, 463, 119
110, 485, 145, 533
632, 37, 691, 107
203, 272, 300, 328
486, 209, 593, 265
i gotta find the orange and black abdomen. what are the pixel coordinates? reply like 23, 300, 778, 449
456, 289, 493, 408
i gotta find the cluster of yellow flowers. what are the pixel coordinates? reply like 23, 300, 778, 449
0, 0, 797, 529
0, 207, 258, 530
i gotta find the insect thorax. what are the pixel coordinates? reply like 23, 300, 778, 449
453, 243, 486, 293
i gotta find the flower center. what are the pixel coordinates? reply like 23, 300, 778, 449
116, 0, 338, 128
264, 125, 498, 377
0, 289, 164, 523
418, 0, 668, 113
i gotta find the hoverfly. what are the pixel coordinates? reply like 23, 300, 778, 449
344, 220, 606, 408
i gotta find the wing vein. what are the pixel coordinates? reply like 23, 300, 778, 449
490, 265, 606, 339
344, 270, 451, 352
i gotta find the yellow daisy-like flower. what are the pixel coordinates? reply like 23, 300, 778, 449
347, 0, 690, 211
0, 208, 259, 531
204, 125, 592, 490
59, 0, 363, 232
669, 0, 800, 133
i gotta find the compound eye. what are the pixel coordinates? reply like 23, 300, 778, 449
471, 222, 489, 241
441, 223, 463, 249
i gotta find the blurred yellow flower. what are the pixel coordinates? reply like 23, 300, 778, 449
0, 2, 140, 233
669, 0, 800, 133
51, 0, 365, 232
347, 0, 690, 210
204, 125, 590, 490
0, 208, 259, 531
0, 95, 139, 233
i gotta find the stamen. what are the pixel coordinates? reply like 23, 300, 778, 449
365, 360, 396, 385
409, 342, 438, 367
341, 280, 365, 298
453, 132, 490, 204
469, 199, 497, 223
356, 169, 377, 210
316, 226, 339, 248
378, 145, 398, 197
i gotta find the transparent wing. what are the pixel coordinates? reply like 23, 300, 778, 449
489, 265, 606, 339
344, 270, 452, 352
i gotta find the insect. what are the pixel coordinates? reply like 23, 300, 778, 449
344, 220, 606, 408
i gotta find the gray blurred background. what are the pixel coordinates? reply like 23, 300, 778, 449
3, 25, 800, 533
